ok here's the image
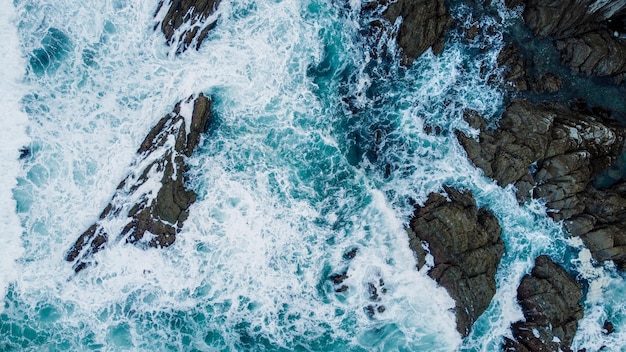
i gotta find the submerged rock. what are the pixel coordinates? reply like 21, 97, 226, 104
503, 255, 583, 352
66, 94, 212, 272
363, 0, 452, 65
155, 0, 221, 54
408, 187, 504, 336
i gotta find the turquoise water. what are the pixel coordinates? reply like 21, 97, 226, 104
1, 0, 625, 350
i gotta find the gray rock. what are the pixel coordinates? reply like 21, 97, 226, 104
503, 255, 583, 352
565, 181, 626, 269
532, 72, 562, 94
555, 29, 626, 83
497, 44, 529, 92
510, 0, 626, 82
457, 100, 626, 221
458, 99, 626, 269
364, 0, 452, 65
408, 187, 504, 337
155, 0, 221, 54
66, 94, 212, 272
521, 0, 626, 39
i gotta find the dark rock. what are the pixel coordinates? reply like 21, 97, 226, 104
602, 320, 615, 334
343, 247, 358, 260
532, 72, 562, 94
66, 94, 212, 272
364, 0, 452, 65
155, 0, 221, 54
457, 100, 626, 221
510, 0, 626, 81
565, 181, 626, 270
19, 147, 30, 159
497, 43, 529, 92
503, 255, 583, 352
457, 99, 626, 268
408, 187, 504, 336
520, 0, 626, 39
555, 29, 626, 83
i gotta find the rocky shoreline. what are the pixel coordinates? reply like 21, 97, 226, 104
366, 0, 626, 348
64, 0, 626, 349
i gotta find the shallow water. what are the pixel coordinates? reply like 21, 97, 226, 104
1, 0, 625, 350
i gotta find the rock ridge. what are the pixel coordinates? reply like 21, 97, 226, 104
66, 94, 212, 272
155, 0, 222, 54
362, 0, 452, 65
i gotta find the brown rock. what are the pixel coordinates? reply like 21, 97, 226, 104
409, 187, 504, 336
555, 29, 626, 83
457, 100, 626, 221
498, 44, 529, 92
503, 255, 583, 352
66, 94, 212, 272
156, 0, 221, 54
364, 0, 452, 65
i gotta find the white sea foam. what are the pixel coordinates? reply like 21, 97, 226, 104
5, 0, 625, 350
0, 0, 29, 306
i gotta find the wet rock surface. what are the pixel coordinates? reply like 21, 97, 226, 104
155, 0, 221, 54
503, 255, 583, 352
457, 99, 626, 268
457, 100, 626, 219
408, 187, 504, 337
66, 94, 212, 272
555, 29, 626, 82
363, 0, 452, 65
565, 181, 626, 270
513, 0, 626, 82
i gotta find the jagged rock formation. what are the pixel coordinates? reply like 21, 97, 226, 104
520, 0, 626, 39
511, 0, 626, 82
503, 255, 584, 352
565, 181, 626, 270
555, 29, 626, 82
155, 0, 221, 54
408, 187, 504, 336
458, 100, 625, 220
363, 0, 452, 65
497, 44, 530, 92
457, 100, 626, 268
66, 94, 212, 272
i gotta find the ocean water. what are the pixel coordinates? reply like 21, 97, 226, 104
1, 0, 625, 350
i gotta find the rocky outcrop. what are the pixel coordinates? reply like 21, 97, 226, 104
503, 255, 584, 352
155, 0, 221, 54
510, 0, 626, 82
497, 44, 530, 92
520, 0, 626, 39
408, 187, 504, 336
457, 100, 626, 221
66, 94, 212, 272
363, 0, 452, 65
457, 100, 626, 269
555, 29, 626, 82
565, 181, 626, 270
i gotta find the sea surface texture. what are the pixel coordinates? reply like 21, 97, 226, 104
1, 0, 625, 351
